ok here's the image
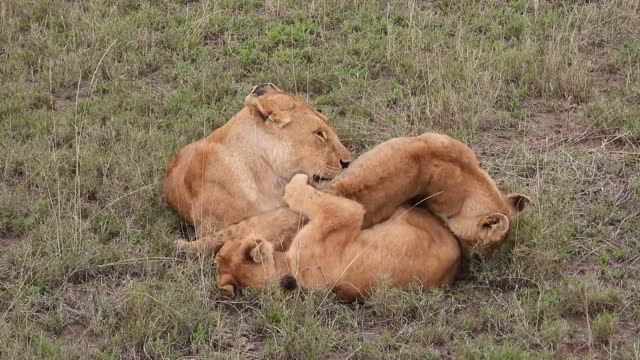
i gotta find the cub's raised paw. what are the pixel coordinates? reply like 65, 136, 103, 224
284, 183, 318, 212
283, 184, 313, 211
289, 173, 309, 186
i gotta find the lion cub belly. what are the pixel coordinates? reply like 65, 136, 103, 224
293, 208, 460, 301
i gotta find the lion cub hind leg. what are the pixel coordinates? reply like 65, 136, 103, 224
177, 207, 303, 256
176, 231, 227, 255
325, 138, 425, 228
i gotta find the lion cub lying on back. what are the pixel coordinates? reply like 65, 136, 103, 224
216, 174, 461, 301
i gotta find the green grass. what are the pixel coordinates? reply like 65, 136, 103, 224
1, 0, 639, 358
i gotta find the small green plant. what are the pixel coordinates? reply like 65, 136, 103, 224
591, 312, 619, 344
586, 99, 640, 137
632, 180, 640, 200
36, 337, 61, 359
559, 276, 623, 316
539, 319, 568, 348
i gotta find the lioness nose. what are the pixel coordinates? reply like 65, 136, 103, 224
340, 160, 350, 169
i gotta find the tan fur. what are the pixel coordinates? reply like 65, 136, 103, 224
215, 174, 461, 301
213, 134, 530, 299
183, 132, 529, 255
163, 84, 351, 246
214, 236, 292, 297
324, 133, 530, 251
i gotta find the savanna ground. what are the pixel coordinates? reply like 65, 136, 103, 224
1, 0, 639, 358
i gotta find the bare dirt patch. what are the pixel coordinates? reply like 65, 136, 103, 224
60, 321, 102, 356
58, 286, 103, 355
0, 235, 21, 253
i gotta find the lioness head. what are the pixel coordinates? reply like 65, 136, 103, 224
244, 83, 352, 181
215, 236, 279, 297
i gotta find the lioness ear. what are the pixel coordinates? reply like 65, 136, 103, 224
244, 238, 271, 263
250, 83, 282, 96
479, 213, 510, 242
245, 83, 291, 128
506, 193, 531, 213
245, 92, 270, 121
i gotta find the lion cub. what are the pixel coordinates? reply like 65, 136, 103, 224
215, 174, 460, 300
323, 133, 530, 251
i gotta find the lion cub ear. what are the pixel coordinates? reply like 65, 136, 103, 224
506, 193, 531, 213
479, 213, 510, 243
244, 238, 272, 263
245, 84, 291, 128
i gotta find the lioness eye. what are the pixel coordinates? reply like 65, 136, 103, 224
314, 130, 326, 140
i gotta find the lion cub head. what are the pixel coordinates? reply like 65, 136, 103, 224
244, 83, 352, 181
416, 133, 530, 253
215, 236, 281, 297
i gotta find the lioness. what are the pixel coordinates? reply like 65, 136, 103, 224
163, 84, 351, 243
181, 133, 529, 255
215, 174, 461, 300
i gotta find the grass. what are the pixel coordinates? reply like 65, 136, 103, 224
1, 0, 639, 358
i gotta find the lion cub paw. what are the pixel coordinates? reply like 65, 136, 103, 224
176, 238, 191, 253
289, 173, 309, 186
284, 175, 319, 212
